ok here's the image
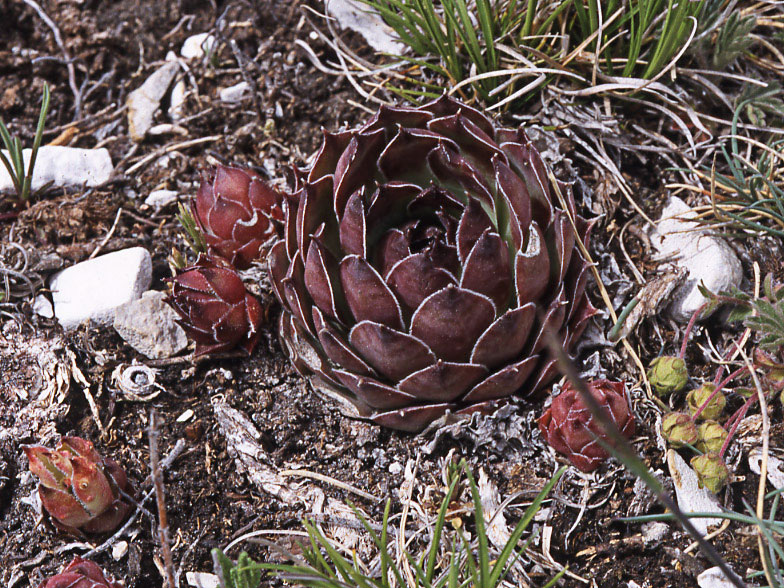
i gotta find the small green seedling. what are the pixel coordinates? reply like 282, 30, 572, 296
177, 202, 207, 254
0, 83, 51, 202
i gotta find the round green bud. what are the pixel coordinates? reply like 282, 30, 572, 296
690, 453, 730, 494
695, 420, 728, 454
662, 412, 698, 448
647, 356, 688, 397
687, 383, 726, 421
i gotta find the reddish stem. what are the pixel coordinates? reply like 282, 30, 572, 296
691, 366, 749, 421
719, 392, 760, 457
679, 302, 708, 360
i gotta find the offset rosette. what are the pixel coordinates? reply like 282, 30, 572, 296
193, 165, 284, 269
167, 255, 263, 356
538, 379, 636, 472
23, 437, 133, 535
270, 96, 597, 432
36, 557, 121, 588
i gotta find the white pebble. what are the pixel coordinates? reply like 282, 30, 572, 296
667, 449, 722, 535
0, 146, 113, 194
649, 197, 742, 322
144, 189, 179, 210
112, 541, 128, 560
36, 248, 152, 329
181, 33, 216, 60
219, 81, 251, 104
177, 409, 195, 423
186, 572, 220, 588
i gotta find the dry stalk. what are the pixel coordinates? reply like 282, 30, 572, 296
149, 410, 176, 588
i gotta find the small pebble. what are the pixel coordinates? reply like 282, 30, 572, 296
186, 572, 219, 588
181, 33, 216, 60
112, 541, 128, 560
177, 409, 195, 423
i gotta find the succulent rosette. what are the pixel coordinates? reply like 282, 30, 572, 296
37, 557, 121, 588
193, 165, 284, 269
24, 437, 133, 535
168, 255, 263, 356
269, 96, 596, 432
538, 379, 635, 472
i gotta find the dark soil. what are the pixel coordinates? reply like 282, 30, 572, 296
1, 1, 781, 587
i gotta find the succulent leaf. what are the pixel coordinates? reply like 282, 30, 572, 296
270, 96, 596, 432
192, 165, 284, 269
24, 438, 132, 535
538, 379, 635, 472
36, 557, 121, 588
167, 255, 263, 356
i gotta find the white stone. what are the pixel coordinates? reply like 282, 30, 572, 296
127, 62, 179, 142
186, 572, 220, 588
33, 295, 53, 318
219, 81, 250, 104
144, 189, 179, 210
112, 540, 128, 560
697, 566, 740, 588
749, 448, 784, 490
649, 197, 743, 322
181, 33, 216, 60
169, 78, 187, 122
113, 290, 187, 359
177, 409, 194, 422
667, 449, 722, 535
641, 521, 669, 546
0, 146, 113, 194
42, 248, 152, 329
326, 0, 405, 54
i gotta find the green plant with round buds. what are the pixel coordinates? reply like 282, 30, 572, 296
695, 420, 728, 454
647, 356, 688, 397
691, 453, 730, 494
662, 412, 698, 448
687, 383, 726, 421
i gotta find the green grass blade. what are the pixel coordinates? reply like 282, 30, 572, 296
427, 464, 462, 580
465, 468, 490, 586
489, 466, 566, 584
22, 83, 51, 200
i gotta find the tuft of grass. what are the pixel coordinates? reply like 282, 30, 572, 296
358, 0, 705, 107
0, 83, 51, 202
176, 203, 208, 255
698, 83, 784, 238
212, 460, 567, 588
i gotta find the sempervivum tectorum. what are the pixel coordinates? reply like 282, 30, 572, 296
538, 379, 635, 472
23, 437, 133, 535
167, 255, 263, 356
193, 165, 284, 269
269, 96, 597, 432
37, 557, 121, 588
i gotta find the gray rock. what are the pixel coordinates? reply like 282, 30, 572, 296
697, 566, 743, 588
326, 0, 404, 54
219, 81, 250, 104
667, 449, 722, 535
127, 62, 179, 142
113, 291, 187, 359
36, 248, 152, 329
649, 197, 742, 322
641, 521, 669, 547
144, 189, 179, 210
